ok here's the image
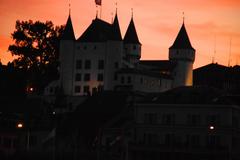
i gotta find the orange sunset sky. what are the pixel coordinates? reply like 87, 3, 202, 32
0, 0, 240, 68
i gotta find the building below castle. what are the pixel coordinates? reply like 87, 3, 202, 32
45, 12, 195, 96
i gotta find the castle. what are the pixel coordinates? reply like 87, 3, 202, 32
45, 12, 195, 96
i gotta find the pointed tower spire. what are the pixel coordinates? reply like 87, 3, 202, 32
61, 14, 75, 40
111, 12, 122, 40
131, 8, 133, 19
124, 12, 141, 44
115, 2, 118, 14
169, 23, 194, 50
182, 12, 185, 24
69, 1, 71, 15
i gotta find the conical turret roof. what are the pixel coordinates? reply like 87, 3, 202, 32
61, 15, 75, 40
111, 14, 122, 41
124, 18, 141, 44
169, 23, 194, 50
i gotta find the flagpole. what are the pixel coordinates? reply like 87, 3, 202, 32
96, 5, 98, 18
100, 3, 102, 19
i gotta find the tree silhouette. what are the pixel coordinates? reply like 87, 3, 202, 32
8, 20, 64, 93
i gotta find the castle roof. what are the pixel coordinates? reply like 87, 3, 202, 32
112, 14, 122, 41
61, 15, 75, 40
169, 23, 194, 50
117, 68, 173, 79
139, 60, 176, 71
78, 17, 122, 42
124, 18, 141, 44
139, 86, 224, 104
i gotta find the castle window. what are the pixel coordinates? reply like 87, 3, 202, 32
84, 73, 90, 81
190, 135, 200, 147
187, 114, 201, 126
140, 77, 143, 84
98, 85, 104, 92
206, 135, 219, 147
144, 113, 157, 124
162, 114, 175, 125
76, 60, 82, 69
50, 87, 53, 93
115, 62, 119, 69
127, 76, 132, 83
164, 134, 174, 146
92, 87, 97, 94
75, 73, 82, 81
159, 79, 162, 86
85, 60, 91, 69
83, 85, 90, 94
98, 60, 104, 69
75, 86, 81, 93
97, 74, 104, 81
206, 115, 219, 125
121, 76, 125, 84
114, 74, 118, 81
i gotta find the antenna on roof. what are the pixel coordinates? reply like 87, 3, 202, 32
115, 2, 118, 14
96, 8, 99, 19
212, 35, 216, 63
111, 12, 114, 23
182, 12, 185, 23
228, 36, 232, 67
131, 8, 134, 18
100, 1, 102, 19
68, 0, 71, 15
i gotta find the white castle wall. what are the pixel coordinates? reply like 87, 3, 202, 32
169, 49, 195, 88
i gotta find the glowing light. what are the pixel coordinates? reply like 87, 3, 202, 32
30, 87, 34, 92
209, 125, 215, 130
53, 111, 56, 115
17, 123, 23, 128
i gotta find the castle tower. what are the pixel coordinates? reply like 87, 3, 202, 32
123, 16, 141, 64
169, 22, 195, 87
104, 13, 124, 90
111, 13, 122, 41
59, 14, 75, 95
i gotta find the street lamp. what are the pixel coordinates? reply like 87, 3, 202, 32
209, 125, 215, 130
17, 123, 23, 128
16, 122, 30, 151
